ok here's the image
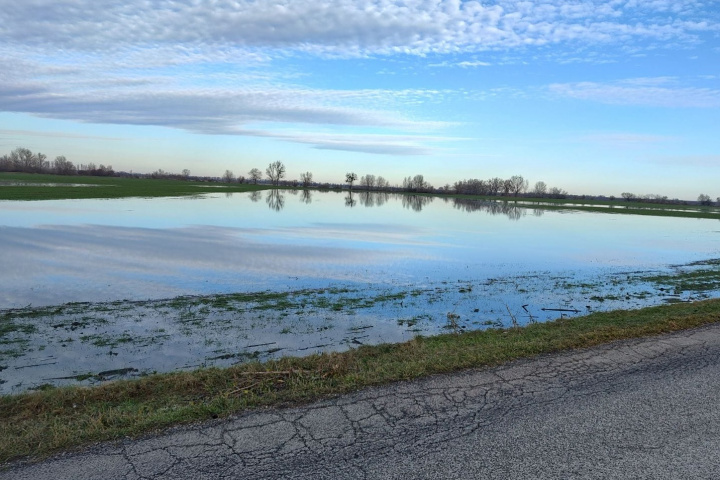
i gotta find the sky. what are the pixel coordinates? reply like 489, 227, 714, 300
1, 0, 719, 200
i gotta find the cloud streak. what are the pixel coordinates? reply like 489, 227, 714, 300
549, 78, 720, 108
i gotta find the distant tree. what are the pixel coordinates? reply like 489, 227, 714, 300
376, 176, 389, 189
508, 175, 529, 197
0, 154, 11, 171
698, 193, 713, 206
402, 174, 430, 192
548, 187, 568, 199
360, 174, 376, 190
248, 168, 262, 184
621, 192, 636, 201
94, 164, 114, 176
9, 147, 48, 173
300, 171, 313, 188
501, 179, 512, 196
413, 174, 428, 191
222, 170, 235, 183
52, 155, 76, 175
346, 172, 357, 190
533, 181, 547, 196
266, 161, 286, 186
488, 177, 504, 196
182, 169, 191, 178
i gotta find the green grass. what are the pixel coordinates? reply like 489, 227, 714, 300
0, 172, 269, 201
2, 298, 720, 464
447, 194, 720, 220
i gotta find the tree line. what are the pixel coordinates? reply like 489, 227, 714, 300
0, 147, 114, 176
3, 147, 717, 205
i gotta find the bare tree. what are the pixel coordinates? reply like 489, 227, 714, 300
346, 172, 357, 190
248, 168, 263, 184
502, 179, 512, 196
266, 161, 286, 186
621, 192, 636, 201
548, 187, 567, 199
508, 175, 528, 196
182, 169, 191, 178
360, 174, 376, 190
413, 174, 428, 191
300, 171, 313, 188
533, 181, 547, 196
53, 155, 76, 175
222, 170, 235, 183
488, 177, 504, 196
376, 176, 389, 189
8, 147, 48, 173
698, 193, 713, 206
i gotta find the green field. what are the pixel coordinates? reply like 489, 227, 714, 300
0, 172, 268, 201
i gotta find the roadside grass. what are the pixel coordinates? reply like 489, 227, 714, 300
2, 298, 720, 464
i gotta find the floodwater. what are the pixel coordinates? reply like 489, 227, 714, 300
1, 190, 719, 393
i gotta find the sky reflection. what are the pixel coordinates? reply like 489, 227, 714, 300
1, 191, 719, 308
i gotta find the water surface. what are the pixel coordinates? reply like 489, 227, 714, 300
1, 191, 719, 392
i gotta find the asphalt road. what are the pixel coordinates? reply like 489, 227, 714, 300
4, 323, 720, 479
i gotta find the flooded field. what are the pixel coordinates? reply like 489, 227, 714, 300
1, 191, 719, 393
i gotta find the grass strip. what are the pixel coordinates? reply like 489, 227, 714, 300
0, 173, 268, 201
2, 298, 720, 464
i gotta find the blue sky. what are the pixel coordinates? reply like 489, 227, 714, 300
1, 0, 719, 199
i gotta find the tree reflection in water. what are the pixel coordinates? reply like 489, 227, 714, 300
248, 191, 262, 202
452, 198, 528, 221
301, 189, 312, 204
266, 189, 285, 211
402, 194, 434, 212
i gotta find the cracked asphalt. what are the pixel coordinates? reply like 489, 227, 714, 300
4, 323, 720, 479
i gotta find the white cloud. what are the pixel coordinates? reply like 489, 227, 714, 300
2, 1, 718, 156
2, 1, 717, 58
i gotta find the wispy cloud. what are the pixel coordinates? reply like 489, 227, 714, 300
234, 130, 464, 155
578, 133, 679, 145
549, 78, 720, 107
